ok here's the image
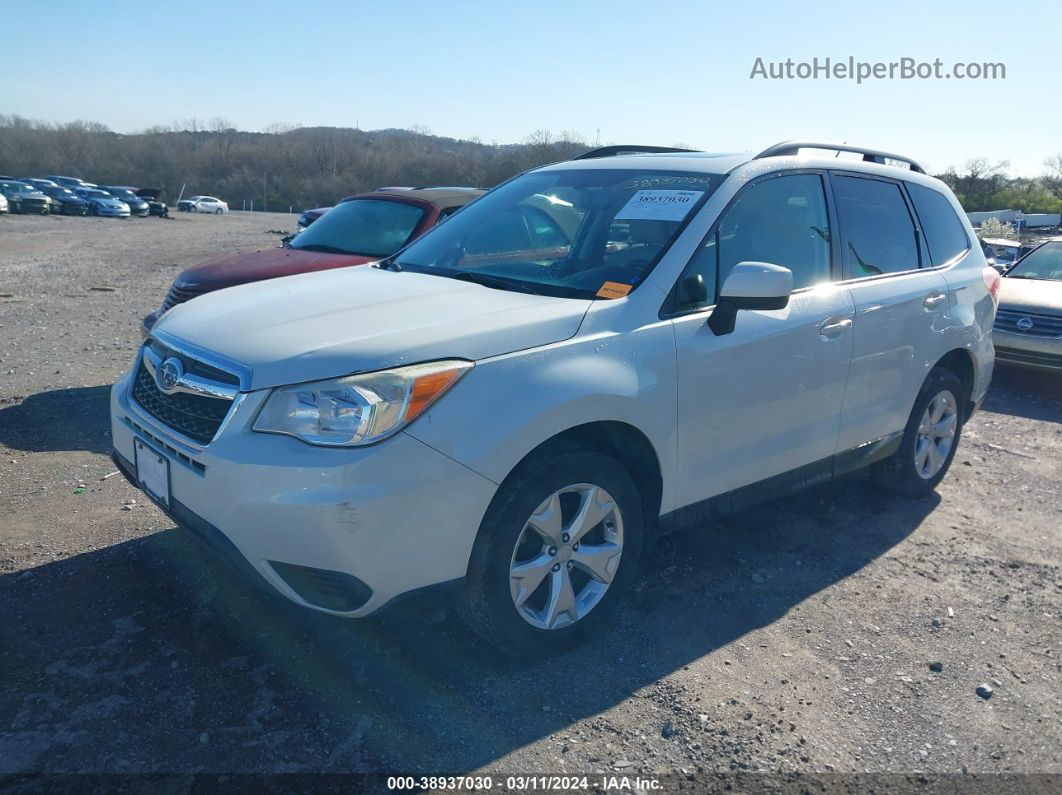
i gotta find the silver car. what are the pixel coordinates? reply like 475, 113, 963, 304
993, 240, 1062, 372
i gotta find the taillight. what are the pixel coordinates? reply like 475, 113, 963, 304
982, 266, 1001, 306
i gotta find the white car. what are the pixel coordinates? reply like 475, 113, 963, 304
182, 196, 228, 214
0, 192, 8, 213
110, 140, 998, 656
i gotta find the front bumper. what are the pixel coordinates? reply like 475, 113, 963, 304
993, 329, 1062, 372
109, 372, 497, 616
61, 203, 89, 215
97, 207, 130, 217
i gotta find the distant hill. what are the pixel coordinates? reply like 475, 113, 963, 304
0, 116, 590, 211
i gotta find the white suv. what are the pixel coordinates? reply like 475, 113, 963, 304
110, 141, 998, 655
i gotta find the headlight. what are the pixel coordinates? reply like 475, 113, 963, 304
253, 360, 473, 446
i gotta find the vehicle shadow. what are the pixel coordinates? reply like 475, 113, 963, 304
0, 385, 112, 455
0, 475, 936, 774
982, 366, 1061, 423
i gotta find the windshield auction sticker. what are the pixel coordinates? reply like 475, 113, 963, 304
596, 281, 633, 299
614, 189, 703, 222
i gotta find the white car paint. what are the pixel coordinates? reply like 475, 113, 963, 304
110, 150, 995, 620
0, 193, 8, 213
189, 196, 228, 214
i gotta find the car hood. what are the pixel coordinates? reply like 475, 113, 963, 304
177, 246, 377, 291
998, 277, 1062, 314
154, 266, 592, 390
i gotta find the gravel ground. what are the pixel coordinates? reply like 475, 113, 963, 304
0, 211, 1060, 783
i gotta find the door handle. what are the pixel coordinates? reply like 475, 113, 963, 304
923, 291, 947, 309
819, 317, 853, 338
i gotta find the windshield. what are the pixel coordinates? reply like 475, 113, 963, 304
108, 189, 136, 199
1007, 242, 1062, 281
392, 168, 720, 299
290, 197, 426, 257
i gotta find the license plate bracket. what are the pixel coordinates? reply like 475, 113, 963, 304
134, 439, 170, 508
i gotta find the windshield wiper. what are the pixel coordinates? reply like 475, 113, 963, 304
447, 270, 542, 295
377, 257, 402, 272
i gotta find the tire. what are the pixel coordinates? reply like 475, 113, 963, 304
461, 445, 644, 656
871, 367, 965, 497
215, 207, 223, 215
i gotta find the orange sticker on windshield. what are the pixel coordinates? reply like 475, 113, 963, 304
596, 281, 633, 299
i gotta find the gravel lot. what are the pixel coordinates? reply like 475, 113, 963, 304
1, 211, 1060, 782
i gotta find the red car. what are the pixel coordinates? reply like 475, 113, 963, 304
143, 187, 483, 331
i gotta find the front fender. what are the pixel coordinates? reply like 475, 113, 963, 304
404, 319, 679, 515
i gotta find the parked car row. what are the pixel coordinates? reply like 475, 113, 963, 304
0, 174, 169, 217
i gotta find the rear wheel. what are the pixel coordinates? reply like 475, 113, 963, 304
871, 367, 964, 497
462, 447, 644, 656
215, 207, 223, 215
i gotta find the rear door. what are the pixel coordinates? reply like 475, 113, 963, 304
671, 171, 855, 505
829, 172, 950, 451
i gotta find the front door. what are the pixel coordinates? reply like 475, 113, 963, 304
671, 171, 855, 507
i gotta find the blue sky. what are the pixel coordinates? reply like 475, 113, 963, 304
2, 0, 1059, 175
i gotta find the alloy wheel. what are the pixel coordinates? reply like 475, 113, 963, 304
914, 390, 957, 479
509, 483, 624, 630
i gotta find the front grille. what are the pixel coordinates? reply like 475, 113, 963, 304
995, 347, 1062, 368
994, 309, 1062, 338
131, 359, 232, 444
161, 282, 208, 312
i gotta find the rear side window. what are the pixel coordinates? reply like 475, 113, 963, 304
907, 183, 970, 265
833, 175, 919, 277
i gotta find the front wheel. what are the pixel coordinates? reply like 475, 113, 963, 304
462, 447, 644, 656
871, 367, 965, 497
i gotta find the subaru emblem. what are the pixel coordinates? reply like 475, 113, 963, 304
158, 357, 183, 392
1015, 317, 1034, 332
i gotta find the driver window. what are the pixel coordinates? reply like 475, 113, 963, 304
719, 174, 830, 289
677, 174, 831, 311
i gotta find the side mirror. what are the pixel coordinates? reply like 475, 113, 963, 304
707, 261, 793, 336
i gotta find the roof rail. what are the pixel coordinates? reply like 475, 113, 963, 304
573, 145, 700, 160
753, 141, 925, 174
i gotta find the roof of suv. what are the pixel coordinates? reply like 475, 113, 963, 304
545, 152, 751, 175
544, 141, 929, 179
